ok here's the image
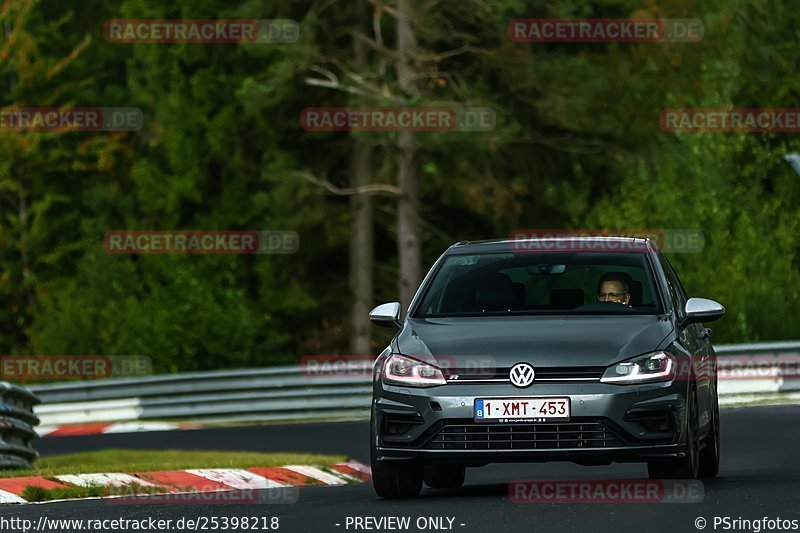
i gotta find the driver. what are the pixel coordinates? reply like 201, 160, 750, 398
597, 272, 632, 306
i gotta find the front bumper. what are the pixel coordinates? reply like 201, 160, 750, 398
373, 380, 688, 465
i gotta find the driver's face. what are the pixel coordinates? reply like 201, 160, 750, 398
598, 280, 631, 305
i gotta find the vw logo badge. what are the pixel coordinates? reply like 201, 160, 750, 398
509, 363, 535, 388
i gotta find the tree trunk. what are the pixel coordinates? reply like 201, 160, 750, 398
349, 0, 374, 355
395, 0, 421, 313
5, 19, 34, 311
396, 130, 420, 313
349, 139, 374, 355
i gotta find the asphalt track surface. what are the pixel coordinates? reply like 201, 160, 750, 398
5, 405, 800, 533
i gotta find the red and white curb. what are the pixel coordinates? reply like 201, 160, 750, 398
36, 422, 199, 438
0, 461, 371, 505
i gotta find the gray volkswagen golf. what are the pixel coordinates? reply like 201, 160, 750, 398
368, 236, 725, 498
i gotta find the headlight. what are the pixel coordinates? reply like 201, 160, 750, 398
382, 354, 446, 387
600, 352, 675, 384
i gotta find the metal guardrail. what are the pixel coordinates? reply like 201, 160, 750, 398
0, 382, 40, 468
714, 341, 800, 354
28, 341, 800, 428
31, 366, 374, 427
715, 341, 800, 396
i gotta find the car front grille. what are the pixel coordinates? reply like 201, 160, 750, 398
443, 366, 604, 383
421, 418, 627, 450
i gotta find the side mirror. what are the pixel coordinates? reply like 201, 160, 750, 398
683, 297, 725, 326
369, 302, 402, 328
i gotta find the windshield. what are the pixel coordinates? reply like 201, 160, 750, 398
414, 252, 663, 318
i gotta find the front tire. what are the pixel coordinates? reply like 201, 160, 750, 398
698, 389, 720, 478
648, 386, 700, 479
371, 459, 423, 498
370, 416, 423, 498
424, 465, 465, 489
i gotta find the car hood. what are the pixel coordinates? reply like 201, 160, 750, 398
393, 315, 674, 368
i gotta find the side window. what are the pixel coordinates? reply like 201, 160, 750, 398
665, 259, 689, 304
657, 254, 686, 321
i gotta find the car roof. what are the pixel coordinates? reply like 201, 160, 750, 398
446, 236, 655, 254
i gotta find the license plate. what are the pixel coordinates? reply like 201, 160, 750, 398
474, 398, 570, 422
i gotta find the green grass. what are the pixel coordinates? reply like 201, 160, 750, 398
20, 483, 168, 503
0, 449, 347, 479
22, 484, 104, 502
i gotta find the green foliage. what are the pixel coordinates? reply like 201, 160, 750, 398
7, 449, 347, 480
0, 0, 798, 374
21, 483, 106, 502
